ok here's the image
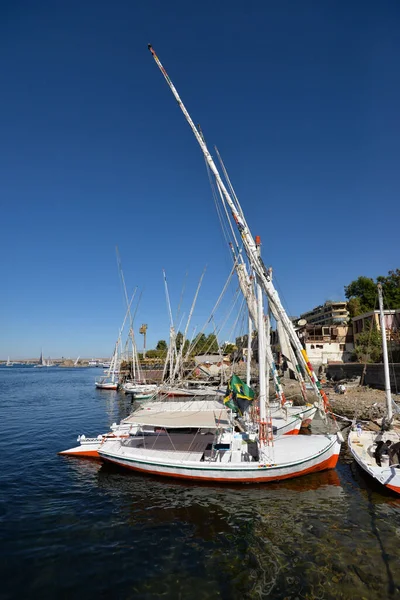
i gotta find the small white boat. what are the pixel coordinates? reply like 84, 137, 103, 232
348, 429, 400, 495
5, 357, 13, 367
122, 382, 158, 397
348, 284, 400, 495
95, 379, 118, 390
96, 345, 119, 390
121, 381, 157, 400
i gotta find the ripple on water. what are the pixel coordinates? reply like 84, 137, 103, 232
1, 368, 400, 599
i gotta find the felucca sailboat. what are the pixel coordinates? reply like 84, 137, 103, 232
34, 350, 47, 368
95, 300, 134, 390
93, 46, 342, 482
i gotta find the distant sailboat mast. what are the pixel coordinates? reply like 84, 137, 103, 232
116, 246, 141, 381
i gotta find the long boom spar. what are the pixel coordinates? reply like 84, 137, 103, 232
147, 44, 327, 406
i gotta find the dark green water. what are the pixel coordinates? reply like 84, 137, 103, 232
1, 367, 400, 599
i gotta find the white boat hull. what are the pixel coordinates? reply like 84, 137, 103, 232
95, 382, 118, 390
59, 428, 166, 459
59, 440, 105, 459
271, 414, 302, 436
270, 404, 317, 428
159, 386, 220, 397
99, 434, 341, 483
131, 393, 154, 400
348, 430, 400, 495
122, 383, 158, 395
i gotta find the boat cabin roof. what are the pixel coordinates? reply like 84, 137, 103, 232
124, 408, 230, 429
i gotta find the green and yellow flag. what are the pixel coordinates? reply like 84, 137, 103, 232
223, 375, 255, 413
229, 375, 255, 401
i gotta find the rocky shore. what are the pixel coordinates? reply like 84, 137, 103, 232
280, 379, 399, 426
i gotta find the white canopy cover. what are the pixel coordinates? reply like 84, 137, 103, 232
124, 408, 230, 429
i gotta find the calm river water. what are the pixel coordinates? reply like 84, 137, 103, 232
1, 367, 400, 599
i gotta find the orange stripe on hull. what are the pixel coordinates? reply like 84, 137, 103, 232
96, 386, 118, 390
386, 483, 400, 495
283, 428, 300, 435
58, 450, 100, 460
102, 452, 340, 483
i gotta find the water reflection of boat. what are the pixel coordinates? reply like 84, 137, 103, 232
99, 460, 342, 493
61, 454, 400, 600
89, 464, 344, 539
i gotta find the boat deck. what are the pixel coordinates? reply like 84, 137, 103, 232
121, 433, 213, 462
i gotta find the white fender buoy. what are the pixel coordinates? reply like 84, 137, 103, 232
337, 431, 344, 443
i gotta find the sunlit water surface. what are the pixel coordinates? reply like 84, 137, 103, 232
1, 367, 400, 599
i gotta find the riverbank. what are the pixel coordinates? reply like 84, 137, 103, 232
280, 378, 399, 421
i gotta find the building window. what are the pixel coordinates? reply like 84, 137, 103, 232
339, 344, 345, 350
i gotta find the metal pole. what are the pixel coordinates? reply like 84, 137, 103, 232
265, 310, 271, 408
378, 284, 393, 422
246, 313, 252, 387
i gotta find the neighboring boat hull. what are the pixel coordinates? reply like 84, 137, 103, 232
348, 430, 400, 495
270, 404, 317, 428
59, 432, 132, 459
122, 383, 158, 396
59, 443, 103, 459
159, 386, 221, 398
99, 435, 340, 483
297, 406, 318, 427
272, 415, 302, 436
95, 382, 118, 390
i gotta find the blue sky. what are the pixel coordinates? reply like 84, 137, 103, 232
1, 1, 399, 359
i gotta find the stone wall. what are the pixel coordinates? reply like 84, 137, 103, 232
326, 362, 400, 390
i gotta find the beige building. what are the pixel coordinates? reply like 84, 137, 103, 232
300, 301, 349, 326
297, 324, 354, 367
352, 309, 400, 344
